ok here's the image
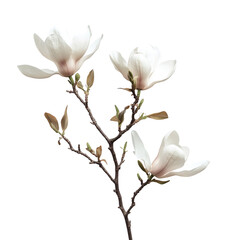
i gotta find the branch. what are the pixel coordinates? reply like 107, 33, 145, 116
126, 178, 151, 216
61, 134, 115, 183
68, 86, 110, 143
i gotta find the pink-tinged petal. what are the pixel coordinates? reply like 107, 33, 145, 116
161, 161, 209, 178
34, 34, 51, 61
128, 53, 152, 90
131, 131, 151, 171
145, 60, 176, 89
45, 31, 72, 64
110, 51, 129, 80
76, 35, 103, 70
71, 26, 91, 62
18, 65, 58, 79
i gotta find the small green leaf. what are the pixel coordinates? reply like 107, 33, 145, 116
115, 105, 119, 116
123, 142, 127, 152
137, 173, 143, 182
152, 179, 170, 185
110, 115, 118, 122
147, 111, 168, 120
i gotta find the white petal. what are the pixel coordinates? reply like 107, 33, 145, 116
131, 131, 151, 171
162, 161, 209, 178
34, 34, 51, 61
109, 51, 129, 80
76, 34, 103, 69
18, 65, 58, 79
71, 26, 91, 62
128, 53, 152, 89
164, 130, 180, 146
181, 146, 190, 160
45, 31, 72, 64
136, 45, 161, 70
145, 60, 176, 89
155, 145, 186, 177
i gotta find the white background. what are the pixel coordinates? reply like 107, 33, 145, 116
1, 0, 240, 239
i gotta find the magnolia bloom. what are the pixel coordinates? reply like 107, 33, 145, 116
18, 27, 103, 78
131, 130, 209, 178
110, 46, 176, 90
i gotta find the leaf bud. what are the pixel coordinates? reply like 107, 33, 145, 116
87, 69, 94, 89
96, 146, 102, 158
77, 81, 84, 91
61, 106, 68, 133
147, 111, 168, 120
44, 112, 59, 133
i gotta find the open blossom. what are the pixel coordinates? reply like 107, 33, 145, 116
18, 26, 103, 78
110, 46, 176, 90
131, 130, 209, 178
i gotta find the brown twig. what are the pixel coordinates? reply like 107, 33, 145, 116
65, 82, 148, 240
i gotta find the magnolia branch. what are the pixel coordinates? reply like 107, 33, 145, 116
66, 82, 146, 240
61, 134, 115, 183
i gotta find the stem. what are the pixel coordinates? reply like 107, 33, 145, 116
66, 82, 149, 240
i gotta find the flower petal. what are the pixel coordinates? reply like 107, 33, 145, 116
76, 34, 103, 69
34, 34, 51, 61
71, 26, 91, 62
109, 51, 129, 80
154, 145, 186, 178
161, 161, 209, 178
131, 131, 151, 171
128, 52, 152, 89
135, 45, 161, 70
151, 131, 180, 177
18, 65, 58, 78
145, 60, 176, 89
45, 30, 72, 64
164, 130, 180, 146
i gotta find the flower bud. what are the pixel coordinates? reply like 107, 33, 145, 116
44, 112, 59, 133
75, 73, 80, 82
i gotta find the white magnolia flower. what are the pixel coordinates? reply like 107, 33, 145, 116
110, 46, 176, 90
131, 130, 209, 178
18, 26, 103, 78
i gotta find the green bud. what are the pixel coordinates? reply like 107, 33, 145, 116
61, 106, 68, 133
87, 142, 92, 151
75, 73, 80, 82
137, 173, 143, 182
